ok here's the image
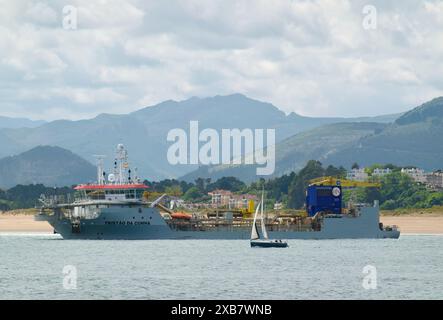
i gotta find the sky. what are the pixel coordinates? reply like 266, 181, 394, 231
1, 0, 443, 121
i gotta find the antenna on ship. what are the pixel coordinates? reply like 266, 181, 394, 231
115, 144, 130, 184
93, 155, 106, 185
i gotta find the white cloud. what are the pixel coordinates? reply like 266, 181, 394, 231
52, 87, 127, 105
24, 2, 58, 26
0, 0, 443, 120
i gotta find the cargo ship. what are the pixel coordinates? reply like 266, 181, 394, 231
36, 144, 400, 240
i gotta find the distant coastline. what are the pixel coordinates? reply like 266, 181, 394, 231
381, 206, 443, 217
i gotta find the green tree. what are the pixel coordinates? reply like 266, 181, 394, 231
287, 160, 325, 209
164, 185, 183, 197
194, 178, 206, 193
325, 165, 346, 178
354, 171, 443, 210
183, 187, 203, 201
207, 177, 246, 192
381, 199, 397, 210
5, 184, 73, 209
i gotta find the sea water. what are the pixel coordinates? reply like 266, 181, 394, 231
0, 234, 442, 299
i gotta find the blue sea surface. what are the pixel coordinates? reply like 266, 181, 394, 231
0, 234, 442, 299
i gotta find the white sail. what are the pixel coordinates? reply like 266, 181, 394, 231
251, 201, 261, 240
260, 190, 269, 239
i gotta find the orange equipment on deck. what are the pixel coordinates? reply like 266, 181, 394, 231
170, 212, 192, 220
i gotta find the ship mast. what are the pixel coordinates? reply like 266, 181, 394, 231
93, 155, 106, 185
115, 144, 129, 184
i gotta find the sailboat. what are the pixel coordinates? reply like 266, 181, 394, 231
250, 192, 288, 248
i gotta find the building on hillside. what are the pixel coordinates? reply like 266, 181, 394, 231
208, 189, 258, 209
401, 168, 427, 183
346, 168, 368, 181
208, 189, 232, 206
425, 171, 443, 190
372, 168, 392, 177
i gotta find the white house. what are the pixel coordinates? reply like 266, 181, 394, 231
346, 168, 368, 181
401, 168, 427, 183
372, 168, 392, 177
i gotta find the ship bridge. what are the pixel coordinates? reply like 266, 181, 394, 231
74, 144, 149, 201
74, 183, 149, 201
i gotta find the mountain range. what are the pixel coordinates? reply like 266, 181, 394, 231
0, 116, 45, 129
182, 97, 443, 182
325, 97, 443, 170
0, 146, 96, 189
0, 94, 401, 181
181, 122, 388, 182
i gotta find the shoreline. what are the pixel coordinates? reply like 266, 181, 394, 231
1, 213, 443, 235
380, 216, 443, 235
0, 214, 53, 233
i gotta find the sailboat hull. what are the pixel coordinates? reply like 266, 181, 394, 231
250, 240, 289, 248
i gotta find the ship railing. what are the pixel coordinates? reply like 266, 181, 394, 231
38, 194, 76, 208
166, 218, 312, 232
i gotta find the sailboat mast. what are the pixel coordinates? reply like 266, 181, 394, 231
260, 190, 269, 239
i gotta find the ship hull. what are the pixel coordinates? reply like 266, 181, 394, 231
49, 224, 400, 240
41, 205, 400, 240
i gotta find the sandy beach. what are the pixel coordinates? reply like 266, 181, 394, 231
380, 216, 443, 235
1, 213, 443, 235
0, 214, 53, 233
